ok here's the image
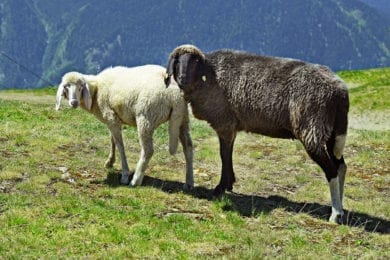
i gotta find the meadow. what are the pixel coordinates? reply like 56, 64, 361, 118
0, 68, 389, 258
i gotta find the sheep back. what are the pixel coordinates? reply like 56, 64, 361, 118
199, 51, 348, 143
93, 65, 186, 127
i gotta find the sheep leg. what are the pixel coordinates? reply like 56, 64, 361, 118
305, 145, 343, 223
326, 137, 347, 204
214, 133, 236, 196
179, 122, 194, 191
104, 134, 116, 168
337, 158, 347, 204
108, 125, 131, 184
130, 118, 154, 187
168, 108, 182, 155
328, 176, 343, 224
331, 157, 347, 204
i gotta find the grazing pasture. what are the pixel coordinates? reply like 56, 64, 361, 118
0, 68, 389, 258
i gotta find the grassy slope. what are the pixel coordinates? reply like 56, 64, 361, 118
0, 68, 389, 258
338, 68, 390, 112
339, 68, 390, 131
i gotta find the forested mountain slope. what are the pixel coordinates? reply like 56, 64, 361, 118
0, 0, 388, 88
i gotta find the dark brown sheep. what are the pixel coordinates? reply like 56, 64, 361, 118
165, 44, 349, 223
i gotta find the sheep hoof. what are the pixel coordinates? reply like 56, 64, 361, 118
104, 163, 112, 169
104, 160, 114, 169
329, 213, 344, 224
120, 174, 130, 185
182, 183, 193, 192
129, 180, 138, 187
169, 146, 178, 155
212, 184, 226, 198
129, 175, 144, 187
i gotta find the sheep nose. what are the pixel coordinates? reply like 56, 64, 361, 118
70, 100, 79, 108
178, 75, 187, 84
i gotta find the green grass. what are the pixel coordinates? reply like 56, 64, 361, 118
0, 68, 389, 258
1, 86, 58, 95
338, 67, 390, 112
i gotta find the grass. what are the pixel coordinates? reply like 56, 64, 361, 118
338, 67, 390, 112
0, 68, 389, 258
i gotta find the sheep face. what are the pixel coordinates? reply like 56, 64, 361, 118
64, 82, 83, 108
56, 74, 91, 111
168, 53, 205, 90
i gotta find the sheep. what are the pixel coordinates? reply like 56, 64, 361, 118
165, 44, 349, 223
56, 65, 194, 190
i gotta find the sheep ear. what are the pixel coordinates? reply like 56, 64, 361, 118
199, 59, 207, 83
55, 84, 64, 110
165, 56, 176, 87
82, 83, 92, 110
167, 55, 176, 76
164, 72, 171, 87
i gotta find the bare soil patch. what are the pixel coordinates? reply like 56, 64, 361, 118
0, 93, 54, 105
349, 110, 390, 131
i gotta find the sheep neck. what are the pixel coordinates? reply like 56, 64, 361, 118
184, 81, 234, 127
182, 81, 205, 102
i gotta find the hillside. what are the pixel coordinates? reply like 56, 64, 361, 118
360, 0, 390, 18
0, 0, 389, 89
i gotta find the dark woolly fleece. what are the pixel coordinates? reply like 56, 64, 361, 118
166, 45, 349, 194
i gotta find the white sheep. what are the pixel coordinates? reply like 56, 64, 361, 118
56, 65, 194, 189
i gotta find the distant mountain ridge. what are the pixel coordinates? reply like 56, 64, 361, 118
359, 0, 390, 18
0, 0, 389, 89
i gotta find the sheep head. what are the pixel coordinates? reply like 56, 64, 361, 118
165, 44, 207, 91
56, 72, 92, 111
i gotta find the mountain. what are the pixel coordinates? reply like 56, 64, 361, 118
0, 0, 389, 89
359, 0, 390, 18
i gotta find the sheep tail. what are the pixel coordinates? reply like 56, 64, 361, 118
168, 107, 182, 155
332, 84, 349, 160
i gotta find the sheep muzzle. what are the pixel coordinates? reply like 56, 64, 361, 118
69, 99, 79, 108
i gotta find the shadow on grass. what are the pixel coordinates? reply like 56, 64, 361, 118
104, 171, 390, 234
